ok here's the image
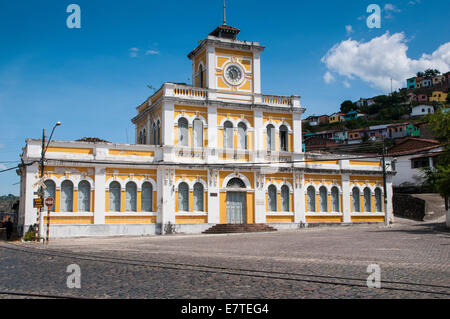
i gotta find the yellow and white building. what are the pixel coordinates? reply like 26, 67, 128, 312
18, 24, 395, 237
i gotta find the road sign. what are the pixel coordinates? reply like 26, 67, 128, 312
33, 198, 43, 208
45, 197, 54, 208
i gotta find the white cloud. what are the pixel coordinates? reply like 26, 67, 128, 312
384, 4, 401, 12
323, 71, 335, 84
321, 32, 450, 92
345, 25, 354, 36
129, 47, 139, 58
408, 0, 421, 5
0, 164, 6, 171
343, 80, 351, 88
145, 50, 160, 55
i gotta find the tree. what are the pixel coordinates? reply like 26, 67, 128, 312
340, 100, 356, 114
422, 110, 450, 223
424, 69, 440, 78
416, 71, 425, 78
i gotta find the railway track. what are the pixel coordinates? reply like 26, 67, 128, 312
1, 242, 449, 297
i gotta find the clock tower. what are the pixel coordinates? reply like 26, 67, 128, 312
188, 24, 265, 101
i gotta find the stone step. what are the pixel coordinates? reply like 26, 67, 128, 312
203, 223, 277, 234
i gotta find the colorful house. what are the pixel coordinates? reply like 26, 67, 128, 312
329, 112, 345, 123
406, 77, 416, 89
429, 91, 448, 103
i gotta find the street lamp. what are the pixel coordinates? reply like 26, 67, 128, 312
37, 122, 61, 241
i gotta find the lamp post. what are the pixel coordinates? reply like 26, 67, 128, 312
37, 122, 61, 241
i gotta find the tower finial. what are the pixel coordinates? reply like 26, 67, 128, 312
223, 0, 226, 25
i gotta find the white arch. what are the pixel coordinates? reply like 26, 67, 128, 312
175, 177, 208, 191
222, 173, 251, 189
105, 177, 125, 190
139, 178, 157, 191
218, 117, 238, 128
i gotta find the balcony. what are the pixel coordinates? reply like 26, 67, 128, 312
137, 83, 301, 113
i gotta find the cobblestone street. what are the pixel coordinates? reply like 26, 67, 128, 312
1, 217, 449, 299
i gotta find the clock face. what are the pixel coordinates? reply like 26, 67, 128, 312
224, 64, 244, 85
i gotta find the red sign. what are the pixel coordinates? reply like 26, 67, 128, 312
45, 197, 54, 208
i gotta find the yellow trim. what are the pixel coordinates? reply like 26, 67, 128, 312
306, 216, 342, 223
105, 216, 156, 224
349, 160, 381, 166
351, 216, 385, 223
109, 149, 154, 157
44, 216, 94, 225
46, 147, 93, 155
267, 216, 294, 223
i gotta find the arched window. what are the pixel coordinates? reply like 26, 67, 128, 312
375, 188, 382, 212
178, 182, 189, 212
152, 123, 156, 145
44, 180, 56, 212
331, 186, 340, 212
193, 118, 203, 147
280, 125, 288, 152
178, 117, 189, 146
141, 182, 153, 212
352, 187, 360, 212
237, 122, 247, 150
281, 185, 290, 212
193, 182, 204, 211
364, 187, 372, 212
78, 181, 91, 212
267, 124, 275, 151
143, 129, 146, 144
156, 120, 161, 145
307, 186, 316, 212
60, 180, 73, 212
139, 131, 143, 144
319, 186, 328, 212
224, 121, 233, 149
109, 181, 121, 212
227, 177, 246, 188
125, 182, 137, 212
198, 64, 204, 88
268, 185, 277, 212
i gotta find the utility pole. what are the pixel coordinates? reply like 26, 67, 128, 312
37, 129, 46, 241
381, 137, 389, 226
35, 122, 61, 242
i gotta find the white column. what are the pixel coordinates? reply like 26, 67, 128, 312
293, 111, 303, 153
161, 101, 174, 146
207, 169, 220, 224
94, 166, 106, 224
386, 175, 394, 224
207, 105, 218, 163
253, 51, 261, 94
254, 109, 263, 162
254, 172, 266, 223
159, 167, 175, 233
342, 174, 351, 223
294, 173, 305, 223
24, 163, 39, 230
206, 46, 216, 90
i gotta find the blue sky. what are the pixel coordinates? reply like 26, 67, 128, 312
0, 0, 449, 195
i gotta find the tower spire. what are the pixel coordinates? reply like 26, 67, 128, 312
223, 0, 226, 25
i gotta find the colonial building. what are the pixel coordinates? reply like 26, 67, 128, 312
17, 24, 394, 238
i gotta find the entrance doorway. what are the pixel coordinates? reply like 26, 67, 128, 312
225, 177, 247, 224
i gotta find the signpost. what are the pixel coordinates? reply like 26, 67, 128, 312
45, 197, 54, 244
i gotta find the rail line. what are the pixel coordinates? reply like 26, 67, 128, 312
1, 242, 449, 297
